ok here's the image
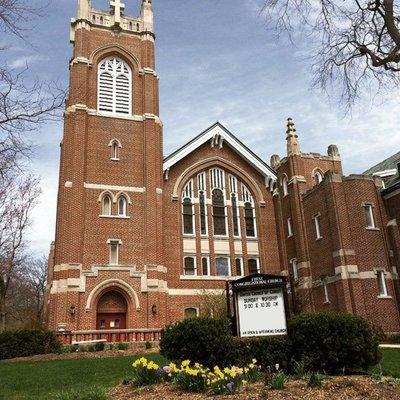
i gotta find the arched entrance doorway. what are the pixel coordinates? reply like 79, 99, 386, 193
96, 290, 127, 330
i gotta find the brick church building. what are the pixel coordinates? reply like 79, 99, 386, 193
46, 0, 400, 340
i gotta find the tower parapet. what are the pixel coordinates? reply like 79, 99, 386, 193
71, 0, 153, 44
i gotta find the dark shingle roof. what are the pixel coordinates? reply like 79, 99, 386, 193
363, 151, 400, 175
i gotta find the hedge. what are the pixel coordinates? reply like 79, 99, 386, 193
0, 329, 61, 360
160, 317, 235, 367
288, 312, 381, 373
160, 312, 381, 374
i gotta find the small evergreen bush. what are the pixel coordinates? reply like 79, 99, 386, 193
117, 342, 129, 350
0, 329, 61, 360
93, 341, 106, 352
160, 317, 234, 367
145, 341, 152, 349
288, 312, 381, 374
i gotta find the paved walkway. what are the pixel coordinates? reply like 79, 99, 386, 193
379, 344, 400, 349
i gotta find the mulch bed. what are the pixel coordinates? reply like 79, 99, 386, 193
2, 347, 159, 363
110, 376, 400, 399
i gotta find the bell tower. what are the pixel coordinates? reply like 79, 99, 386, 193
47, 0, 166, 332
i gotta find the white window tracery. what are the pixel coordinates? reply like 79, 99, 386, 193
98, 57, 132, 115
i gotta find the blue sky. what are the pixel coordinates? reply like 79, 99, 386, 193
4, 0, 400, 256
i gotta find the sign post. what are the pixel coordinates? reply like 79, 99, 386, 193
227, 274, 289, 337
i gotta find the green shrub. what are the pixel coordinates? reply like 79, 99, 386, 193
145, 341, 152, 349
52, 386, 108, 400
117, 342, 129, 350
231, 336, 292, 371
160, 318, 234, 367
268, 371, 287, 390
78, 345, 87, 353
0, 329, 61, 360
288, 312, 381, 374
87, 344, 95, 352
307, 372, 325, 387
94, 341, 106, 352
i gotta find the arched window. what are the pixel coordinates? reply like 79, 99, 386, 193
182, 180, 194, 235
314, 170, 323, 184
242, 185, 256, 238
110, 140, 120, 160
212, 189, 226, 236
248, 259, 259, 275
102, 194, 112, 215
117, 195, 127, 216
92, 15, 96, 23
230, 175, 240, 237
282, 175, 289, 196
198, 172, 207, 236
199, 190, 207, 235
98, 57, 132, 115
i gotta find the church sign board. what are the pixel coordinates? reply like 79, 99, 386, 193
228, 274, 289, 338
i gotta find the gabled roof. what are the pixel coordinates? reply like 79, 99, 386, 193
163, 122, 277, 181
363, 151, 400, 176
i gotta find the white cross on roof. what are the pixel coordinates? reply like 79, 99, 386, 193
110, 0, 125, 25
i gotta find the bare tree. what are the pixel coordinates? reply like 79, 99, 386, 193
3, 256, 47, 329
0, 0, 65, 177
261, 0, 400, 107
0, 176, 40, 331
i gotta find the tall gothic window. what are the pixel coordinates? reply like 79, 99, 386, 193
198, 173, 207, 235
212, 189, 226, 236
117, 195, 127, 217
102, 194, 112, 215
182, 180, 194, 235
110, 139, 121, 160
242, 185, 256, 237
282, 175, 289, 196
98, 57, 132, 115
230, 175, 240, 237
199, 191, 207, 235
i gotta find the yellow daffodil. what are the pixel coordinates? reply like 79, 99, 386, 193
181, 359, 190, 367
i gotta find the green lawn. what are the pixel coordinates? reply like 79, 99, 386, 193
0, 353, 167, 400
1, 349, 399, 400
376, 348, 400, 378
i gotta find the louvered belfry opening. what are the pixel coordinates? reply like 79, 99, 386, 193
98, 57, 132, 115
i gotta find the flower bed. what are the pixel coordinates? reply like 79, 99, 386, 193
111, 375, 400, 400
128, 357, 262, 395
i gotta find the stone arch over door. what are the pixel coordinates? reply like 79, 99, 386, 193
86, 279, 141, 330
96, 290, 127, 330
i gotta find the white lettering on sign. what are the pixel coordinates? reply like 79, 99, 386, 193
237, 288, 287, 337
